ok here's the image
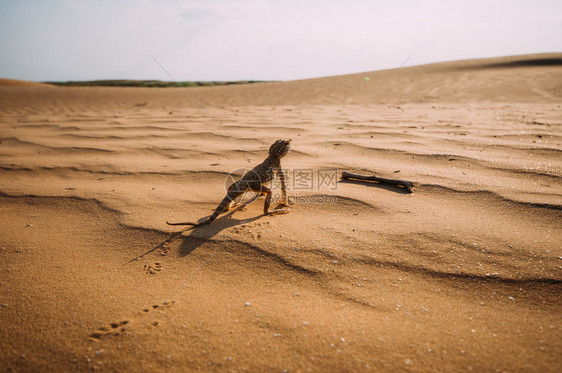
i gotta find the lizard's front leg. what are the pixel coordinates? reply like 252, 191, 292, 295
277, 167, 291, 207
273, 168, 292, 215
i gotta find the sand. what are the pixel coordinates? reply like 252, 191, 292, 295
0, 53, 561, 371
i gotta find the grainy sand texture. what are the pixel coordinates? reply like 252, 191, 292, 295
1, 53, 561, 371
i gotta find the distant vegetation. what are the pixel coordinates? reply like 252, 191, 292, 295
44, 80, 272, 87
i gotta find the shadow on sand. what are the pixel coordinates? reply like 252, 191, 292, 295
122, 203, 283, 264
338, 178, 412, 194
177, 207, 264, 257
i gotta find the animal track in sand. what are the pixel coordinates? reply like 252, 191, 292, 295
158, 241, 170, 256
89, 320, 129, 341
140, 300, 175, 314
144, 262, 162, 275
231, 221, 271, 240
88, 302, 175, 341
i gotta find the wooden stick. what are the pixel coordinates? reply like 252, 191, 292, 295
341, 171, 414, 193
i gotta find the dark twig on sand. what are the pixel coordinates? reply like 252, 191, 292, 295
341, 171, 414, 193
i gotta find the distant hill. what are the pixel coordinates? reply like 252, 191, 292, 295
190, 53, 562, 106
2, 53, 560, 105
0, 78, 52, 87
43, 80, 271, 88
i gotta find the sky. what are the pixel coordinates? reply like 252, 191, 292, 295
0, 0, 561, 82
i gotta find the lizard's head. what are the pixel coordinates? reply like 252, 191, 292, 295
269, 139, 291, 158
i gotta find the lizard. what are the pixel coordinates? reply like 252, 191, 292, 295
166, 139, 292, 227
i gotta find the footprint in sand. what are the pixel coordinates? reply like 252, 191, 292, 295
140, 300, 175, 314
89, 302, 175, 340
233, 221, 271, 240
89, 320, 129, 341
144, 262, 162, 275
159, 242, 170, 256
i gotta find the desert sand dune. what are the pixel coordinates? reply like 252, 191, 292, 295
0, 54, 561, 371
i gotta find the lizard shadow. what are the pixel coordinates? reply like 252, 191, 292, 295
338, 178, 412, 194
122, 205, 265, 264
177, 205, 269, 257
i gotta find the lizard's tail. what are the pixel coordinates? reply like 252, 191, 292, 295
165, 221, 200, 226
